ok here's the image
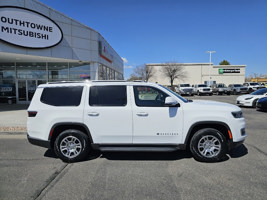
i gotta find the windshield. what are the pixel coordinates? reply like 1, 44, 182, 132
217, 84, 226, 88
159, 85, 188, 103
251, 88, 267, 95
250, 83, 259, 86
180, 84, 190, 87
198, 84, 207, 87
233, 84, 242, 87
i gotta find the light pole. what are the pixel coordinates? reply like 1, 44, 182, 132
206, 51, 216, 83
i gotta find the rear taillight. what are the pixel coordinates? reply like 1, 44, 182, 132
28, 111, 38, 117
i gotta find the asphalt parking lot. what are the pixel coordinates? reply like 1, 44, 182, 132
0, 95, 267, 200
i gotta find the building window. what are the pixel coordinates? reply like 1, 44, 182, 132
48, 62, 68, 81
69, 63, 90, 80
98, 64, 104, 80
16, 62, 46, 79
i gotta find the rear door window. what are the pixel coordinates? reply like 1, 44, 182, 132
89, 86, 127, 106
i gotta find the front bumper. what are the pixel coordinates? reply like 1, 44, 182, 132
200, 90, 212, 94
27, 134, 51, 149
228, 139, 245, 151
180, 90, 193, 95
236, 100, 252, 107
256, 102, 267, 110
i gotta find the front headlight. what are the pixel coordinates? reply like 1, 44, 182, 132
232, 111, 243, 118
245, 97, 253, 100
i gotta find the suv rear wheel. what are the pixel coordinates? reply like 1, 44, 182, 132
190, 128, 227, 162
54, 129, 90, 163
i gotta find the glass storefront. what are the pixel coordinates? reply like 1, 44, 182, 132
0, 63, 16, 103
0, 61, 123, 103
0, 62, 91, 103
98, 64, 123, 80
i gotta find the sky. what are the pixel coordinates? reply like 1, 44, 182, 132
39, 0, 267, 79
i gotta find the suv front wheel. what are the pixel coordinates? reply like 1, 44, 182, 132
54, 129, 90, 163
190, 128, 227, 162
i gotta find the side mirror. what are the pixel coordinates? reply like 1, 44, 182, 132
165, 96, 180, 107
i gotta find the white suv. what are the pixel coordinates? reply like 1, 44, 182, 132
243, 82, 264, 93
27, 81, 246, 163
193, 84, 212, 96
175, 84, 194, 96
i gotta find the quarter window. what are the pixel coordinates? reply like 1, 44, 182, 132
133, 86, 168, 107
41, 86, 83, 106
89, 86, 127, 106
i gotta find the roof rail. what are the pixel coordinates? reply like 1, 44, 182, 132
47, 80, 89, 84
132, 80, 146, 82
91, 80, 126, 82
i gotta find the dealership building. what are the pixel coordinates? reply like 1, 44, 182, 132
0, 0, 123, 103
147, 63, 246, 86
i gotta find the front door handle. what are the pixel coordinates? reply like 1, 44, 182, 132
88, 112, 99, 116
136, 112, 148, 117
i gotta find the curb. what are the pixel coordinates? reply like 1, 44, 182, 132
0, 132, 27, 135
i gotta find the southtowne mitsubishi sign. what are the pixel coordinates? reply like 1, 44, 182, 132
0, 6, 63, 48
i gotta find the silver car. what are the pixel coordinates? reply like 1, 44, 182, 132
228, 84, 248, 95
175, 84, 194, 96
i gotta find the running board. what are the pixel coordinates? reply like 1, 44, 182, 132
98, 146, 180, 152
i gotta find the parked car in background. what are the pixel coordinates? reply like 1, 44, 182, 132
256, 97, 267, 111
243, 82, 265, 93
175, 84, 194, 96
193, 84, 212, 96
260, 82, 267, 88
236, 88, 267, 107
211, 83, 231, 95
228, 84, 248, 95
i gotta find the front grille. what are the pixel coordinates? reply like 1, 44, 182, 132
183, 89, 193, 92
240, 88, 247, 91
203, 89, 210, 91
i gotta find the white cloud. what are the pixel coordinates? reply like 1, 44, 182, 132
124, 65, 133, 69
121, 57, 128, 64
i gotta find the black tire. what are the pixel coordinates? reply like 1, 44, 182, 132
209, 93, 212, 96
249, 88, 253, 93
233, 90, 237, 95
54, 129, 90, 163
252, 99, 258, 108
190, 128, 227, 162
197, 91, 201, 96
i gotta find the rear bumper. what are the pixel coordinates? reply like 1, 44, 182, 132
27, 134, 51, 148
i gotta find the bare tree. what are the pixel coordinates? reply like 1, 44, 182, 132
127, 74, 141, 81
161, 62, 187, 90
129, 64, 155, 81
145, 65, 155, 81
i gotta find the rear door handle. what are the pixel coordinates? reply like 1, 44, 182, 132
136, 112, 148, 117
88, 112, 99, 116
